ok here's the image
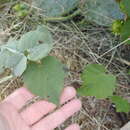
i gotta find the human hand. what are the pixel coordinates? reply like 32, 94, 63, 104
121, 122, 130, 130
0, 86, 81, 130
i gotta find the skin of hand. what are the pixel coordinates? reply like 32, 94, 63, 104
0, 86, 81, 130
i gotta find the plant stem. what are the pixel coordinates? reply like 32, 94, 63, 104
44, 9, 82, 22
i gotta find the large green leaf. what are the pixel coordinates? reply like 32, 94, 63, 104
0, 25, 53, 76
83, 0, 124, 26
17, 26, 53, 61
32, 0, 79, 17
4, 25, 53, 61
121, 20, 130, 44
18, 26, 52, 51
78, 64, 116, 98
23, 56, 66, 104
18, 26, 53, 61
111, 96, 130, 113
0, 47, 27, 76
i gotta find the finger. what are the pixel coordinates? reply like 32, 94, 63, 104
3, 87, 34, 110
21, 87, 77, 125
121, 122, 130, 130
0, 102, 31, 130
20, 100, 56, 125
32, 99, 81, 130
60, 87, 76, 104
65, 124, 80, 130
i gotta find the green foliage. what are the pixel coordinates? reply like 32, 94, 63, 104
120, 19, 130, 44
83, 0, 124, 26
0, 0, 129, 110
32, 0, 79, 17
17, 25, 53, 61
0, 47, 27, 76
111, 20, 123, 35
13, 3, 28, 12
16, 10, 28, 17
78, 64, 130, 113
120, 0, 130, 17
0, 25, 66, 104
0, 25, 53, 76
78, 64, 116, 98
23, 56, 66, 104
111, 96, 130, 113
13, 3, 29, 18
115, 0, 130, 44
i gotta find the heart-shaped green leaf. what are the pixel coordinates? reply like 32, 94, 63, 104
23, 56, 66, 104
78, 64, 116, 98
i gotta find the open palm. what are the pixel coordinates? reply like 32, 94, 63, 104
0, 86, 81, 130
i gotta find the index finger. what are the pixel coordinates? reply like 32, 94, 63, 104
32, 99, 81, 130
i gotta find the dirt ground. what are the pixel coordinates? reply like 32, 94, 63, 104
0, 1, 130, 130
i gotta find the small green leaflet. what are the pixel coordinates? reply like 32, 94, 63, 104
120, 20, 130, 44
13, 3, 29, 12
120, 0, 130, 17
23, 56, 66, 105
111, 96, 130, 113
13, 3, 29, 18
0, 25, 53, 76
78, 64, 116, 98
83, 0, 124, 26
111, 20, 123, 35
32, 0, 79, 17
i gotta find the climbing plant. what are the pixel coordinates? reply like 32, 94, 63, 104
0, 0, 130, 111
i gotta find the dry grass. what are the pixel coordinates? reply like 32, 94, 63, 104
0, 1, 130, 130
50, 22, 130, 130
